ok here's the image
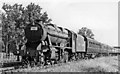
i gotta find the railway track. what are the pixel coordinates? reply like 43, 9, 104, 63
0, 62, 22, 72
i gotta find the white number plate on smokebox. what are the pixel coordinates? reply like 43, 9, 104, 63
31, 27, 38, 30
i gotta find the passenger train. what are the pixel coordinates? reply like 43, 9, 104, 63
1, 19, 119, 66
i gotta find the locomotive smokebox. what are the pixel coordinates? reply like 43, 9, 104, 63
25, 23, 47, 42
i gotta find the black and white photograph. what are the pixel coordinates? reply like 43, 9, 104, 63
0, 0, 119, 73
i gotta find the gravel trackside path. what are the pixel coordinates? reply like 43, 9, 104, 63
10, 56, 119, 72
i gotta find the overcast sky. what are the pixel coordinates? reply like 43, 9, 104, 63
0, 0, 119, 46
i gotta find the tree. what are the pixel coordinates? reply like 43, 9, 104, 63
41, 12, 52, 24
78, 27, 94, 39
1, 3, 52, 53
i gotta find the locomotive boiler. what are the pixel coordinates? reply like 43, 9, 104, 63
25, 21, 69, 45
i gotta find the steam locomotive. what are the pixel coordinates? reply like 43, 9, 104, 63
7, 19, 119, 66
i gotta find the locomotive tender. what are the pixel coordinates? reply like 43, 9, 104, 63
6, 19, 118, 65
